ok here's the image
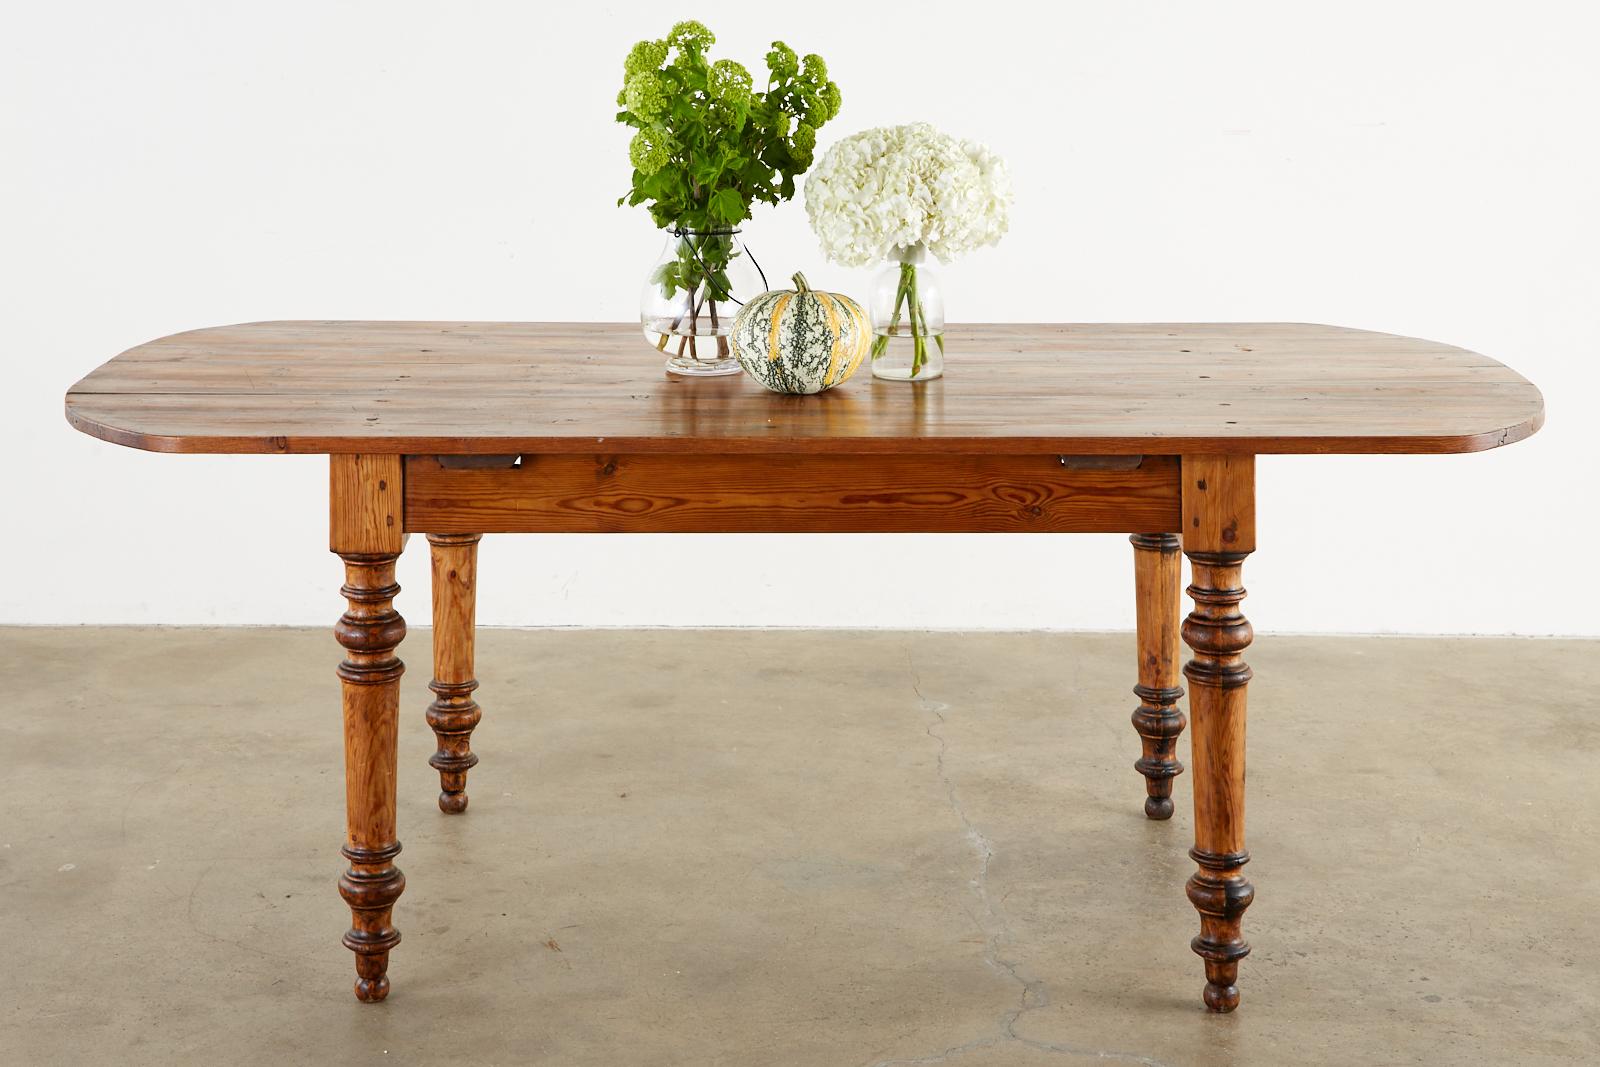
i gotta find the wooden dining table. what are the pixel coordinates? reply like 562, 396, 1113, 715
64, 321, 1543, 1012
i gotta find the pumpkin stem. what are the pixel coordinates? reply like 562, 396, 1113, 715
791, 272, 810, 293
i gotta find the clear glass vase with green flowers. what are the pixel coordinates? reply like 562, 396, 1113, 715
617, 21, 842, 375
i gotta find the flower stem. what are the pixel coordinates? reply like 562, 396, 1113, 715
709, 296, 729, 359
872, 263, 913, 360
906, 262, 926, 377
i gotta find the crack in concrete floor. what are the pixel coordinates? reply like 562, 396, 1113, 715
867, 649, 1175, 1067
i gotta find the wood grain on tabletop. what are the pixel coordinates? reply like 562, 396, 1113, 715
64, 321, 1544, 456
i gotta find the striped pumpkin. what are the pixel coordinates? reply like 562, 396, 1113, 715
730, 273, 870, 394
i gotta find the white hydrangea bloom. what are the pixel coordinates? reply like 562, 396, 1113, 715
804, 122, 1012, 266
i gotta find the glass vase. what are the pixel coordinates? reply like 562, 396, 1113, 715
869, 244, 944, 381
640, 228, 766, 377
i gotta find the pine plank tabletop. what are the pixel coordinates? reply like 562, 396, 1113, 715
65, 321, 1544, 455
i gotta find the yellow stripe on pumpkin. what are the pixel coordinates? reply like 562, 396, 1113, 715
766, 293, 792, 361
816, 293, 844, 384
836, 301, 868, 382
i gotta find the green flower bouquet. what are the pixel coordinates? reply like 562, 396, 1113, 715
617, 20, 841, 374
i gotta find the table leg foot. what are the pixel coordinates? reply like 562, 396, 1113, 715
336, 550, 407, 1002
1131, 533, 1185, 820
341, 843, 405, 1002
1187, 849, 1253, 1012
427, 533, 482, 814
354, 970, 390, 1004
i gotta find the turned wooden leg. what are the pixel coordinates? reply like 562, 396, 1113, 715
331, 455, 407, 1003
426, 532, 482, 814
1180, 455, 1255, 1013
1131, 533, 1185, 819
336, 550, 407, 1002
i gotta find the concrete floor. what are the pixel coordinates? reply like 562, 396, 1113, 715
1, 627, 1597, 1065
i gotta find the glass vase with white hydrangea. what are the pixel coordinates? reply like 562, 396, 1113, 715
615, 21, 843, 375
803, 123, 1012, 381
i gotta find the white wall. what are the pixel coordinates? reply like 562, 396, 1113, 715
3, 1, 1596, 634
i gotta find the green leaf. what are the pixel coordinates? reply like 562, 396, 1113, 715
616, 25, 833, 227
708, 187, 745, 224
690, 156, 722, 187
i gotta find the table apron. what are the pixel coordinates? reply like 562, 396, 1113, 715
401, 453, 1182, 534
